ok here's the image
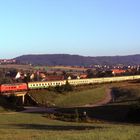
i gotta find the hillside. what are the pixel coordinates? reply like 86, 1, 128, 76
15, 54, 140, 66
28, 86, 106, 107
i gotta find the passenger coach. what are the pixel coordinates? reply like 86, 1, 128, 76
28, 80, 65, 89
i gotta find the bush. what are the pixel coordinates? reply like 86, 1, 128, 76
0, 95, 20, 111
54, 81, 73, 93
126, 103, 140, 122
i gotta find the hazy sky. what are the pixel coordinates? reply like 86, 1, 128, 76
0, 0, 140, 58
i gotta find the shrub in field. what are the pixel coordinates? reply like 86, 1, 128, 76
126, 104, 140, 123
54, 81, 73, 93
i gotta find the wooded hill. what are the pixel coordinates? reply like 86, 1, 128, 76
15, 54, 140, 66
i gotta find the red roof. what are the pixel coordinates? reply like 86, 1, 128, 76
45, 75, 64, 81
112, 69, 126, 74
80, 74, 87, 79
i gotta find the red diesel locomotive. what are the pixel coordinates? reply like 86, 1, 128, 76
0, 83, 28, 93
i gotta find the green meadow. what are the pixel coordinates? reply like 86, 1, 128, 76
0, 113, 139, 140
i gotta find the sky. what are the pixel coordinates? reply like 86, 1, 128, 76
0, 0, 140, 58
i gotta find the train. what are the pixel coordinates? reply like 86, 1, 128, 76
0, 75, 140, 93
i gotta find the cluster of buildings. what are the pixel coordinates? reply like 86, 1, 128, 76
92, 64, 140, 75
12, 64, 140, 82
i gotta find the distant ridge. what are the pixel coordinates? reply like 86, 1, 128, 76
15, 54, 140, 66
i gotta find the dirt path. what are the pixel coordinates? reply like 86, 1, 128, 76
0, 112, 17, 115
84, 88, 112, 107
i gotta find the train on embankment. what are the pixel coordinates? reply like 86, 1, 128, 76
0, 75, 140, 93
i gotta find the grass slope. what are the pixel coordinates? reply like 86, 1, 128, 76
29, 86, 106, 107
54, 87, 106, 107
0, 106, 7, 112
111, 84, 140, 105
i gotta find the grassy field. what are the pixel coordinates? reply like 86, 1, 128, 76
0, 113, 139, 140
0, 106, 6, 112
0, 64, 33, 70
49, 66, 87, 71
29, 86, 106, 107
0, 64, 72, 71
